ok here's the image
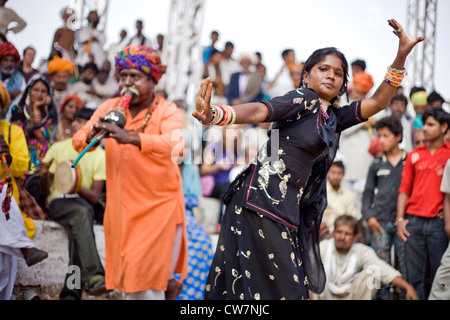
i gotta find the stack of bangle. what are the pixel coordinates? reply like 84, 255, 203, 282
209, 105, 236, 126
384, 65, 406, 88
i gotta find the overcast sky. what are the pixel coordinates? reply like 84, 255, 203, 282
5, 0, 450, 102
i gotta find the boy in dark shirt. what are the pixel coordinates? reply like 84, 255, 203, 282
362, 116, 407, 299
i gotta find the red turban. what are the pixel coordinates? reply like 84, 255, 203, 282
59, 94, 83, 113
0, 42, 20, 61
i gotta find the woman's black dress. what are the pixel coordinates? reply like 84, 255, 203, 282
204, 88, 367, 300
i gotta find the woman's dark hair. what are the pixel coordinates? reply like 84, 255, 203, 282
375, 116, 404, 142
422, 107, 450, 134
16, 74, 55, 110
299, 47, 349, 98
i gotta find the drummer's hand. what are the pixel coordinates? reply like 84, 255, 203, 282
39, 159, 53, 177
192, 78, 213, 125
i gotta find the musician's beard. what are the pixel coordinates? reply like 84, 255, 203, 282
120, 86, 140, 97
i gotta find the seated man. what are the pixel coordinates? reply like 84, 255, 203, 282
311, 215, 419, 300
39, 108, 106, 300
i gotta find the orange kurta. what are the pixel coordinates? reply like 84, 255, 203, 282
73, 96, 187, 293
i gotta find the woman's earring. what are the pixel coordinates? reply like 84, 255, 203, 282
25, 92, 31, 106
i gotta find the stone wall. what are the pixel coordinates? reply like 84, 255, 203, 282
14, 220, 106, 299
13, 196, 220, 300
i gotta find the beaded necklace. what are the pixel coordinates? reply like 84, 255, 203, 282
319, 98, 330, 121
126, 95, 160, 133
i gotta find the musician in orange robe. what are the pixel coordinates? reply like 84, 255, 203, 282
72, 45, 187, 300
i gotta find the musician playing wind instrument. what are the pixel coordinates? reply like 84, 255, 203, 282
72, 45, 188, 300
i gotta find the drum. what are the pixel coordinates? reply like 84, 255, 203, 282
54, 160, 83, 194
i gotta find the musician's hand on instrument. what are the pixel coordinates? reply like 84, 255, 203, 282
94, 121, 134, 145
86, 120, 105, 144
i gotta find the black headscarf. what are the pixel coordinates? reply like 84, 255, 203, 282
6, 74, 58, 132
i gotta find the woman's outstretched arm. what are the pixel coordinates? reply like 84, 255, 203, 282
360, 19, 424, 119
192, 78, 269, 126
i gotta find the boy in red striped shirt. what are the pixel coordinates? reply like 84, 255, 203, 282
396, 107, 450, 299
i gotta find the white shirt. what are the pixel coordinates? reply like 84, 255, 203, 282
219, 58, 240, 86
238, 73, 250, 98
128, 34, 153, 48
266, 65, 295, 98
319, 238, 401, 295
75, 26, 107, 67
324, 180, 361, 231
440, 159, 450, 194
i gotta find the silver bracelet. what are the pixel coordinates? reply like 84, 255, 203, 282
209, 106, 217, 125
388, 65, 406, 74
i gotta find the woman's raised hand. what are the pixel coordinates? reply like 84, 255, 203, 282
192, 78, 213, 125
388, 19, 424, 58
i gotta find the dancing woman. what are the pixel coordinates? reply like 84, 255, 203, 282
193, 19, 423, 300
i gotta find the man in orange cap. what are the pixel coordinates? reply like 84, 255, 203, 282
47, 55, 74, 107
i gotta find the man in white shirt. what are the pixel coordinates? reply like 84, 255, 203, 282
265, 49, 296, 98
107, 29, 129, 65
219, 41, 240, 87
323, 160, 360, 233
75, 10, 107, 68
311, 215, 418, 300
128, 20, 152, 48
